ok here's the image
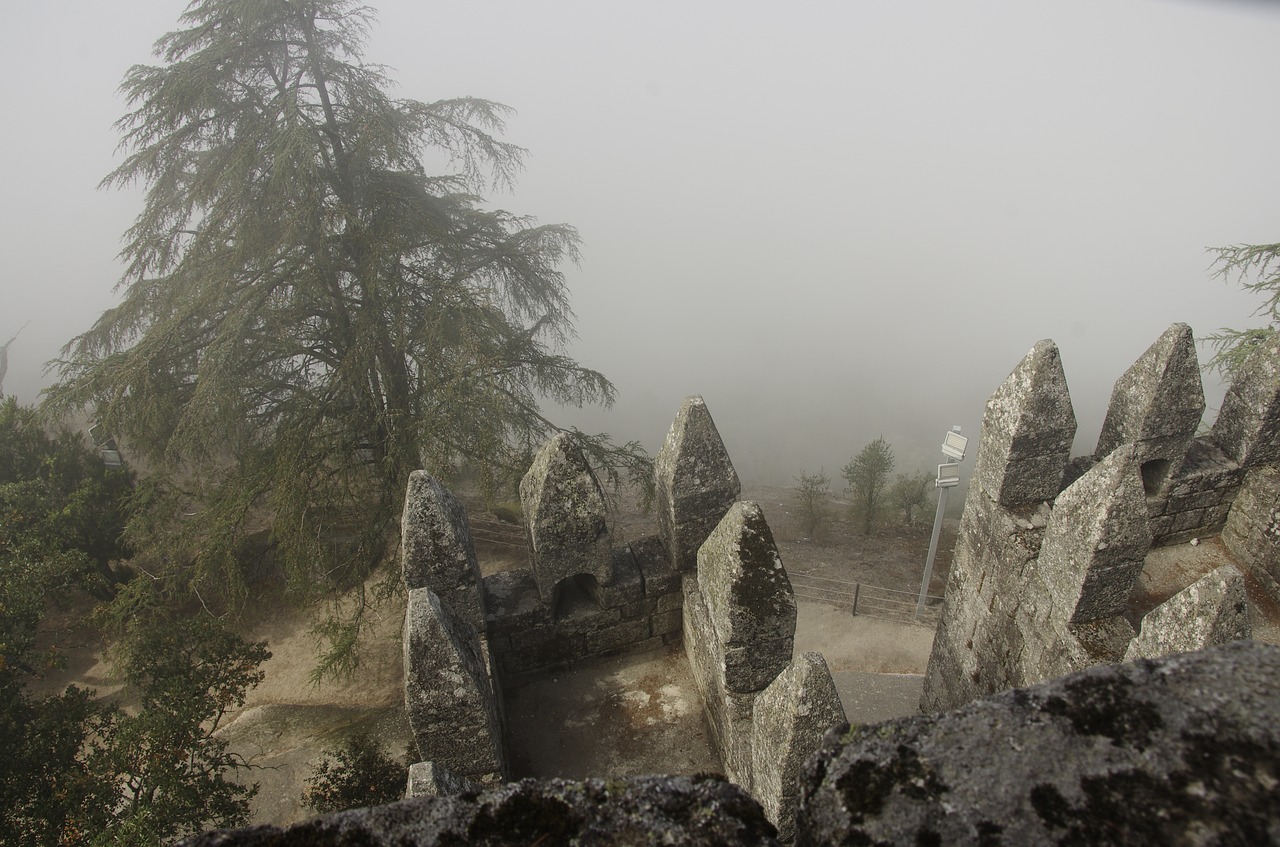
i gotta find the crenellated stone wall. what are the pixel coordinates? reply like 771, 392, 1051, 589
923, 323, 1277, 714
398, 394, 847, 840
681, 499, 846, 842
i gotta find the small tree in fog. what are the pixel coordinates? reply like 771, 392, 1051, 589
842, 437, 894, 536
890, 471, 933, 528
793, 468, 831, 539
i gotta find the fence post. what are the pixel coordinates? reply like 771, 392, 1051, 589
852, 583, 860, 616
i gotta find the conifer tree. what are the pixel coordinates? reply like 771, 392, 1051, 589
47, 0, 646, 675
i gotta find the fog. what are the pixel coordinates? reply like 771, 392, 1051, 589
3, 0, 1279, 482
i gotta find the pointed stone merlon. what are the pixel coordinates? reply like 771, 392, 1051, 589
750, 652, 847, 843
971, 340, 1077, 507
656, 396, 742, 572
404, 588, 507, 783
1094, 323, 1205, 494
697, 500, 796, 694
1124, 566, 1251, 662
1036, 447, 1152, 657
1222, 466, 1280, 603
519, 432, 613, 604
401, 472, 485, 633
1212, 334, 1280, 469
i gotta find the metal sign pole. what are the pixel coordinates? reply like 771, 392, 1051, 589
917, 485, 950, 617
917, 427, 966, 618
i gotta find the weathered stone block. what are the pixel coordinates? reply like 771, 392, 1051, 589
1224, 466, 1280, 596
583, 618, 651, 654
406, 761, 478, 798
683, 573, 757, 786
619, 597, 659, 621
404, 588, 507, 780
401, 472, 485, 633
1170, 508, 1207, 534
655, 589, 684, 613
1094, 323, 1204, 492
1068, 614, 1135, 663
182, 775, 781, 847
556, 603, 621, 634
589, 545, 644, 607
697, 500, 796, 694
637, 539, 682, 600
655, 396, 741, 572
519, 432, 613, 603
751, 652, 847, 842
650, 608, 682, 637
482, 569, 550, 633
1125, 566, 1251, 661
972, 339, 1076, 507
1212, 335, 1280, 468
800, 641, 1280, 847
1037, 447, 1151, 626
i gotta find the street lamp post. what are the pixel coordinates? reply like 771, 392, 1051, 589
917, 427, 968, 617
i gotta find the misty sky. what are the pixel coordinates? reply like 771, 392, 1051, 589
3, 0, 1279, 482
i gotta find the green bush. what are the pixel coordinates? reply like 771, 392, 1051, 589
303, 731, 408, 814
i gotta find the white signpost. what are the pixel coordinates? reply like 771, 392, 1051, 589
917, 427, 968, 617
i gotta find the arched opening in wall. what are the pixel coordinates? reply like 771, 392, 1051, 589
551, 573, 602, 619
1141, 458, 1171, 495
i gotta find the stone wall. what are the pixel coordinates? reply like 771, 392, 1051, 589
181, 642, 1280, 846
398, 395, 823, 820
682, 500, 846, 842
923, 324, 1278, 714
1223, 465, 1280, 603
481, 536, 683, 684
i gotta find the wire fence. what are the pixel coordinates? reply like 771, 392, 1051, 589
468, 516, 527, 550
789, 570, 944, 625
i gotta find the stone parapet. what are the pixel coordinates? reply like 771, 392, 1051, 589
401, 471, 485, 633
802, 642, 1280, 847
519, 432, 614, 604
1124, 566, 1250, 661
751, 652, 846, 843
1212, 334, 1280, 468
1145, 437, 1243, 545
655, 395, 741, 572
1093, 322, 1204, 494
403, 588, 507, 783
970, 339, 1076, 507
483, 537, 683, 684
1223, 465, 1280, 602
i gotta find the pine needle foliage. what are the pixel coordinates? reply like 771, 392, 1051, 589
45, 0, 649, 675
1204, 242, 1280, 377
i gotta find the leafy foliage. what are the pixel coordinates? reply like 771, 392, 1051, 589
0, 681, 117, 847
303, 730, 408, 814
0, 397, 132, 678
842, 437, 895, 536
92, 612, 270, 842
793, 468, 831, 538
0, 399, 267, 845
45, 0, 649, 673
0, 609, 268, 845
1204, 242, 1280, 377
